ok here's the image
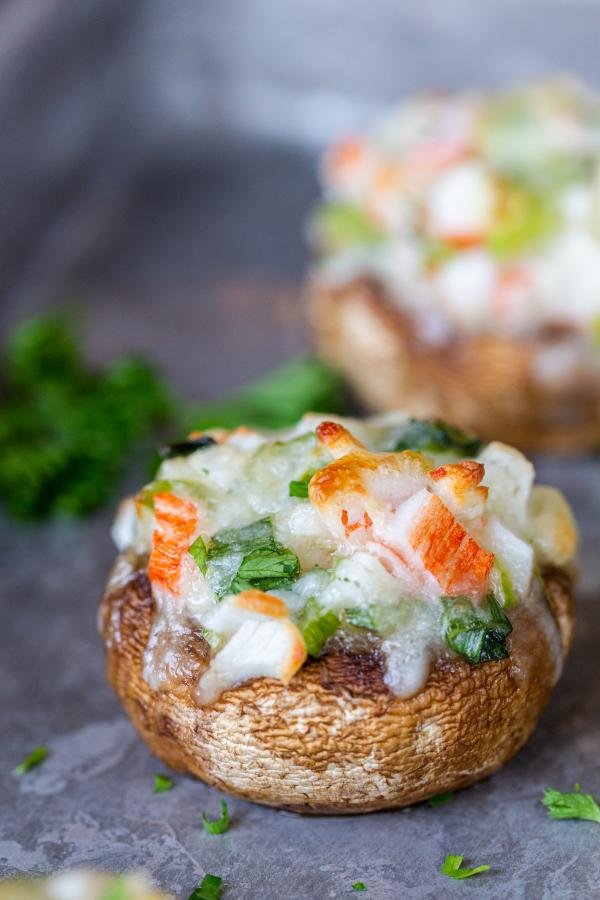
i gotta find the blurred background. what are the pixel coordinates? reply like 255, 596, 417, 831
2, 0, 600, 398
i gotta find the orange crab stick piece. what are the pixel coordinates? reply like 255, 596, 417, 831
409, 493, 494, 599
148, 492, 198, 595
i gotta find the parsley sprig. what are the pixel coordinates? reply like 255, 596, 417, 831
441, 854, 490, 880
543, 785, 600, 823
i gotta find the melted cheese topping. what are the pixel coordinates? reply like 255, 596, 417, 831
113, 412, 577, 702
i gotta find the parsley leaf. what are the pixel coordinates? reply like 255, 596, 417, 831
188, 874, 223, 899
429, 791, 454, 808
202, 799, 230, 835
299, 598, 340, 657
13, 746, 48, 775
441, 854, 490, 880
542, 786, 600, 823
352, 882, 366, 892
440, 595, 512, 664
392, 418, 481, 457
206, 519, 299, 599
189, 357, 344, 432
232, 547, 300, 592
153, 773, 174, 793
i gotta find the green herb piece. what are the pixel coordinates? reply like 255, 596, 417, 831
232, 547, 300, 593
314, 201, 384, 253
100, 875, 131, 900
207, 518, 300, 599
392, 418, 482, 457
441, 854, 490, 880
289, 479, 310, 498
188, 874, 223, 900
440, 595, 512, 665
345, 606, 378, 630
299, 598, 340, 657
209, 519, 277, 556
0, 313, 174, 521
542, 786, 600, 823
487, 184, 558, 260
202, 799, 230, 835
159, 435, 216, 458
352, 882, 366, 892
153, 773, 174, 793
429, 791, 454, 808
13, 746, 48, 775
289, 467, 319, 499
189, 536, 209, 575
189, 357, 344, 432
496, 561, 519, 609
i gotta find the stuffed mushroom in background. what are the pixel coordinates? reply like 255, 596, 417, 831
100, 413, 576, 814
307, 78, 600, 452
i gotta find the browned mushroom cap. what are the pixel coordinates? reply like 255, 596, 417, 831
307, 274, 600, 453
100, 556, 574, 815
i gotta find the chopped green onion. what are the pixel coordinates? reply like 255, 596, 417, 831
314, 201, 384, 252
202, 800, 230, 835
441, 854, 490, 880
429, 791, 454, 808
13, 746, 48, 775
100, 876, 131, 900
299, 598, 340, 657
542, 785, 600, 823
189, 535, 209, 575
188, 874, 223, 899
153, 773, 174, 793
345, 606, 377, 630
440, 595, 512, 665
209, 518, 277, 555
289, 479, 310, 499
352, 882, 366, 892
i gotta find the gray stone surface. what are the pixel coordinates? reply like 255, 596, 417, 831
1, 2, 600, 897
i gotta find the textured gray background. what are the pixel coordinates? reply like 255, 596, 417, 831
1, 1, 600, 898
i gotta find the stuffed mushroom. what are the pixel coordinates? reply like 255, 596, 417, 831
307, 78, 600, 451
100, 413, 577, 814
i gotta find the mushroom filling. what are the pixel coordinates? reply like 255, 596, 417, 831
312, 77, 600, 358
112, 413, 576, 703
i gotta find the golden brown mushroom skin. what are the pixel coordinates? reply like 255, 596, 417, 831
99, 557, 574, 815
307, 275, 600, 453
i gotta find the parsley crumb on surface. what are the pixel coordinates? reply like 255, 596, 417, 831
13, 746, 48, 775
202, 800, 230, 835
352, 881, 366, 892
441, 854, 490, 880
543, 786, 600, 823
153, 773, 174, 793
429, 790, 454, 808
188, 874, 223, 899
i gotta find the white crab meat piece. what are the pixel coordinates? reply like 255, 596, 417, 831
426, 161, 495, 242
526, 485, 578, 567
485, 517, 534, 599
201, 589, 290, 639
478, 441, 534, 531
196, 617, 307, 705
